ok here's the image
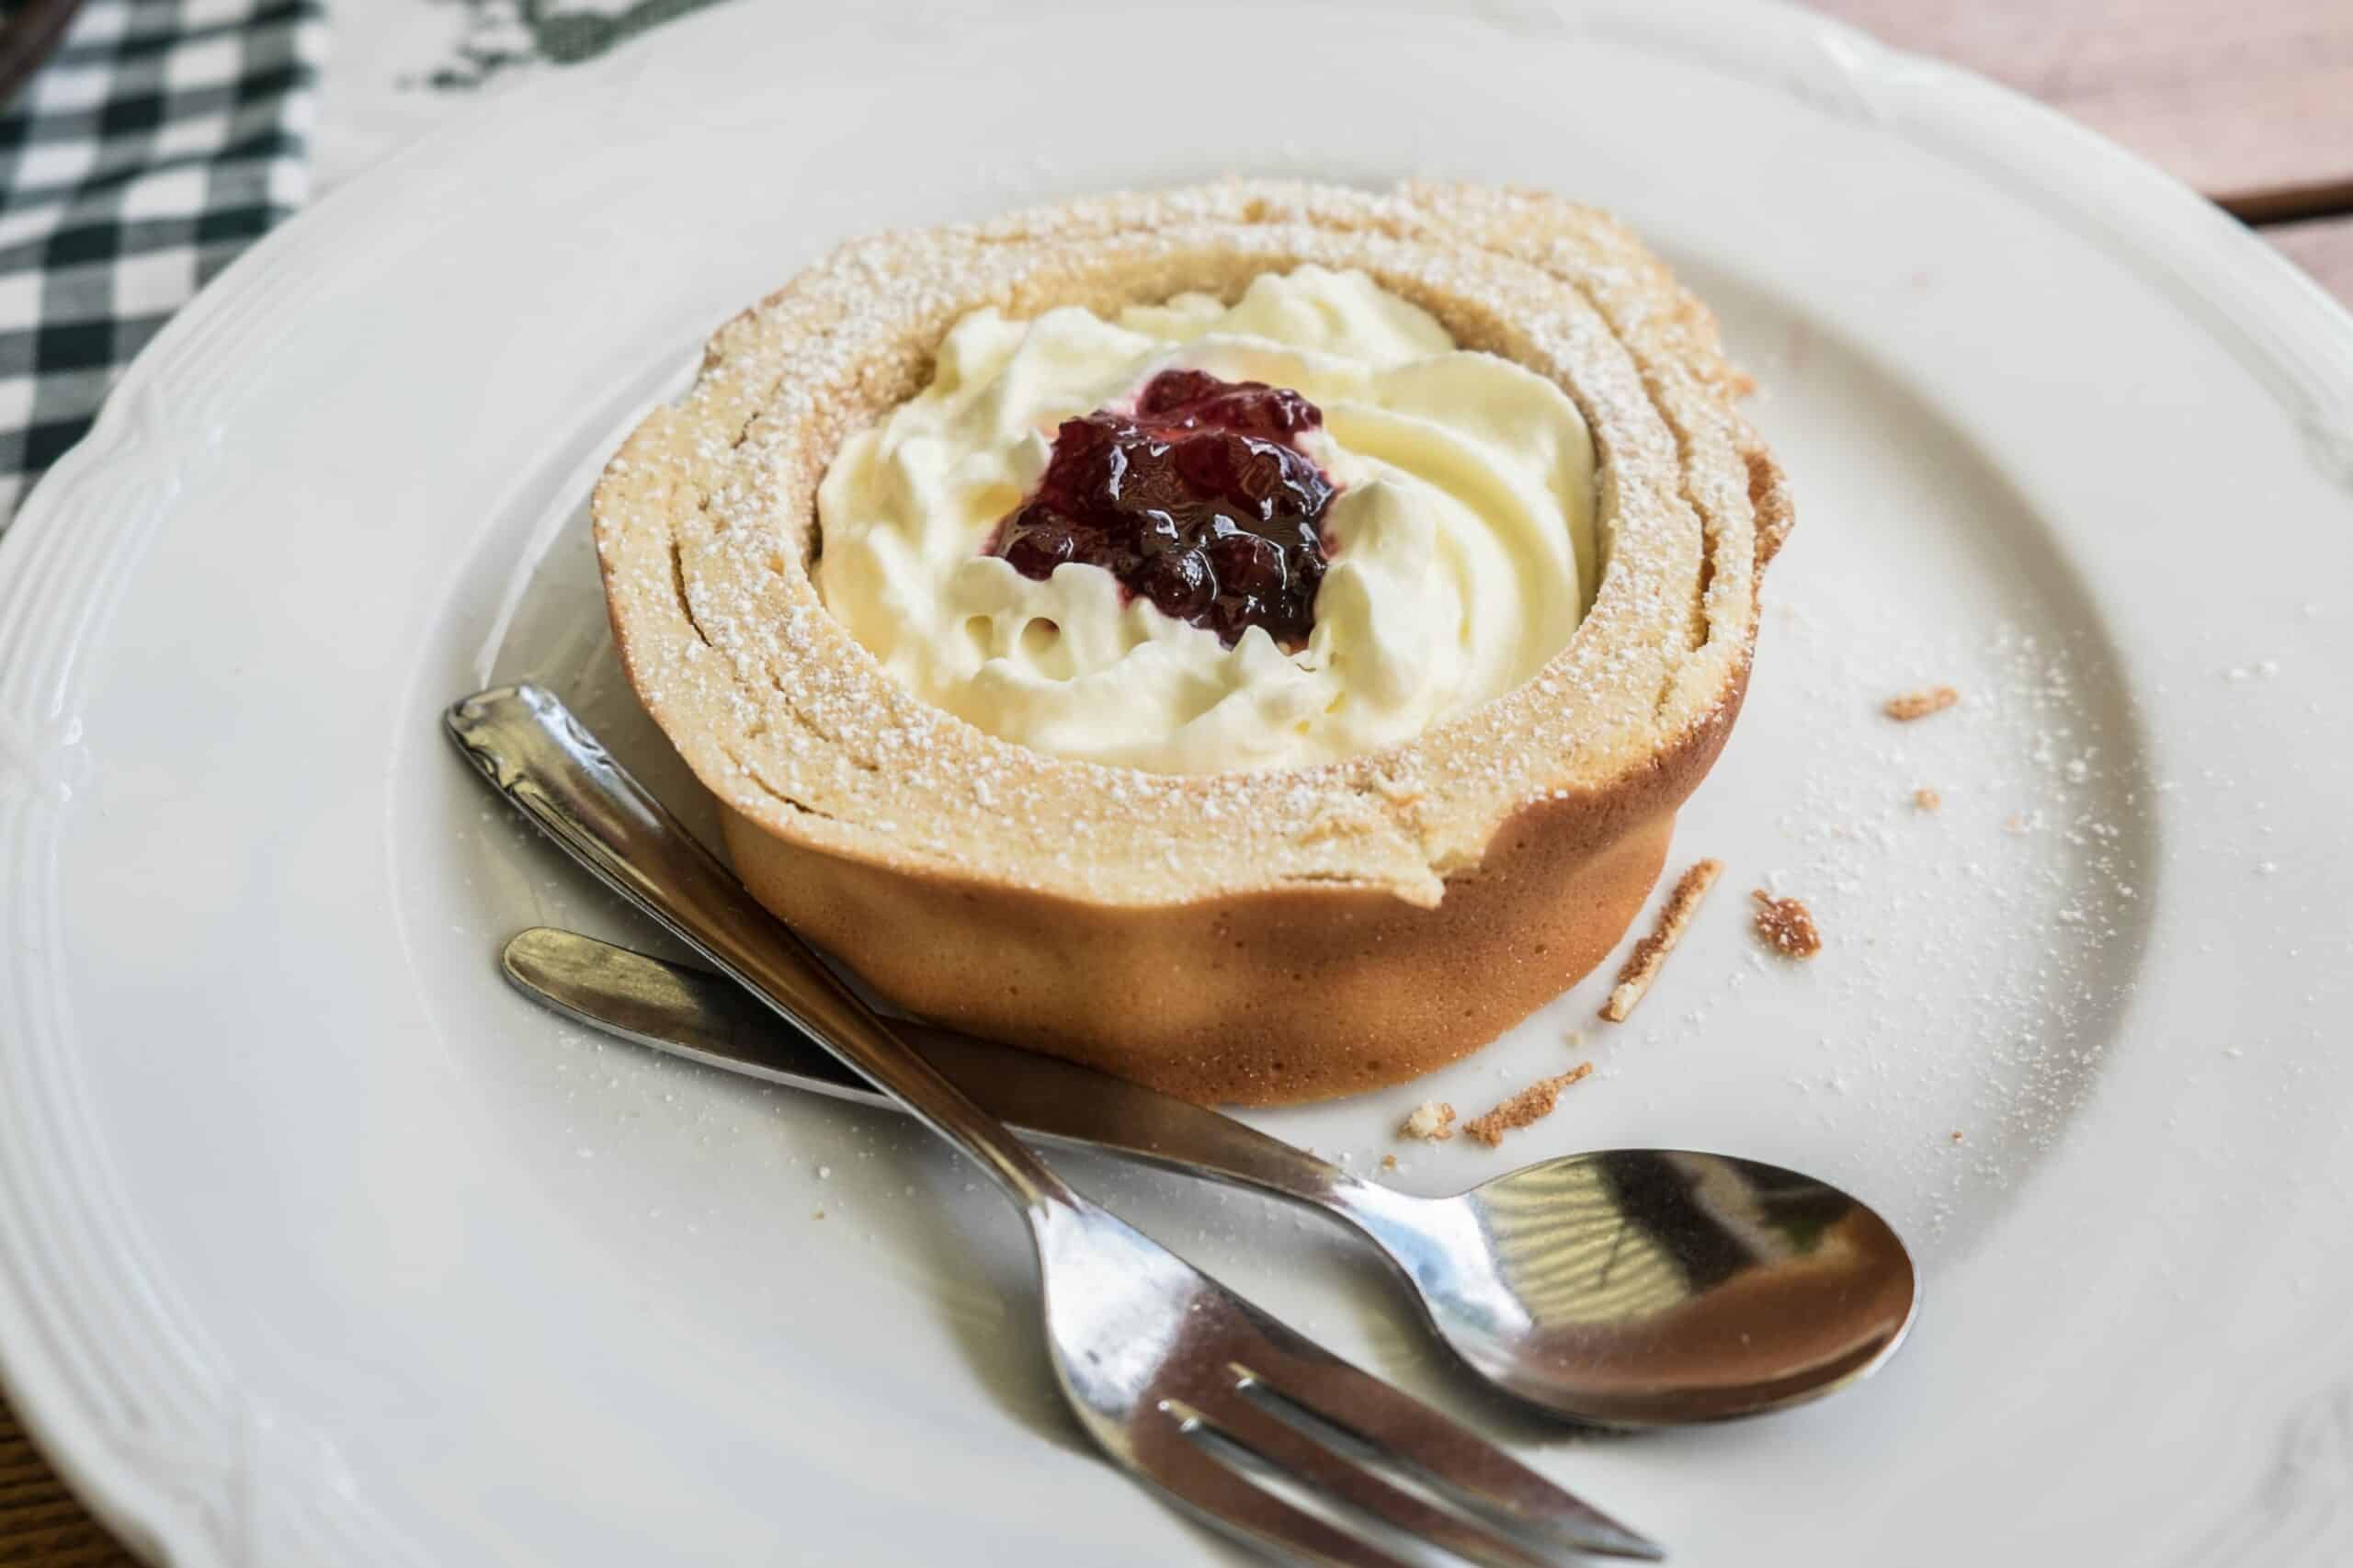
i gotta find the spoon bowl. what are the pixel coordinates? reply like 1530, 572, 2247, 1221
1386, 1150, 1917, 1426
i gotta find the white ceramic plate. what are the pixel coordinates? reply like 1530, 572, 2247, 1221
5, 4, 2351, 1563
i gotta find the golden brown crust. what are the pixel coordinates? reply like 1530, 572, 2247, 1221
726, 787, 1677, 1105
595, 179, 1789, 1104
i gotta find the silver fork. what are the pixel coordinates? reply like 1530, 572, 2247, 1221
446, 685, 1661, 1567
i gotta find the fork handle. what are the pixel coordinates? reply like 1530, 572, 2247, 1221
444, 685, 1082, 1217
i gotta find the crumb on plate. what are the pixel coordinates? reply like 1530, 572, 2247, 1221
1884, 685, 1960, 722
1913, 787, 1941, 812
1399, 1100, 1457, 1142
1599, 857, 1723, 1023
1751, 890, 1823, 960
1463, 1064, 1593, 1148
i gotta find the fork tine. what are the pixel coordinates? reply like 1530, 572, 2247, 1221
1239, 1346, 1664, 1561
1129, 1410, 1419, 1568
1184, 1392, 1577, 1568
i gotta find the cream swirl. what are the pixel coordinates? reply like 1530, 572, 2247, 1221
813, 266, 1597, 774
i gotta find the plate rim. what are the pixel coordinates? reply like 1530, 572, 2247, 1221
2, 4, 2349, 1563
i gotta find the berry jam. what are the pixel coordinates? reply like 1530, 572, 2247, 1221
988, 369, 1338, 648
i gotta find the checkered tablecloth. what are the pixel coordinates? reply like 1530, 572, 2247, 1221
0, 0, 324, 528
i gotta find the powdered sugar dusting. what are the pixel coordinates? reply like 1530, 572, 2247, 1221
590, 179, 1781, 908
1745, 600, 2154, 1248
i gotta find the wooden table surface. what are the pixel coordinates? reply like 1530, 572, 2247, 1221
4, 6, 2350, 1565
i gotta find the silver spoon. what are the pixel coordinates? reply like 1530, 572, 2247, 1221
502, 929, 1918, 1428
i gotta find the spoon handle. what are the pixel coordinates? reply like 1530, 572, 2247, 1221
444, 685, 1084, 1217
500, 924, 1392, 1220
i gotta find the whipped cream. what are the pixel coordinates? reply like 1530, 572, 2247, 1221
813, 266, 1597, 774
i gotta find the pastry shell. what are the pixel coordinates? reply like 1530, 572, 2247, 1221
594, 180, 1790, 1105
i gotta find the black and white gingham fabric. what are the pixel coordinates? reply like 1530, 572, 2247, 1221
0, 0, 323, 528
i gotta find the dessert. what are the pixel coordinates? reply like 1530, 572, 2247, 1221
594, 179, 1790, 1104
